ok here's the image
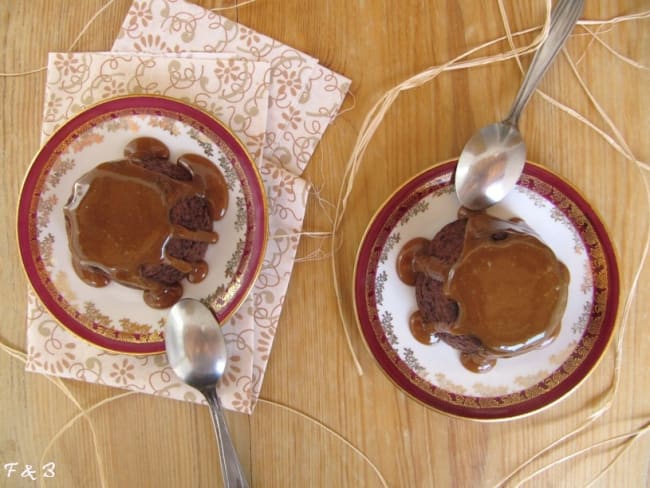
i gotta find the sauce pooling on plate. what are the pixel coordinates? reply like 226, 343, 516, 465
397, 210, 569, 373
64, 137, 228, 309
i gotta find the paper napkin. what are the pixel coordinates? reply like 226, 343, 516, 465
113, 0, 351, 175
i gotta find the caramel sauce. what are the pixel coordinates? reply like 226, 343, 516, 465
188, 261, 209, 283
445, 214, 569, 356
178, 153, 228, 221
124, 136, 170, 160
143, 284, 183, 309
460, 352, 496, 373
64, 138, 229, 309
396, 211, 569, 373
396, 237, 428, 285
409, 311, 440, 345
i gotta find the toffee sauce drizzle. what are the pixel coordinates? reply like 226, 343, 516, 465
396, 210, 569, 373
64, 137, 229, 309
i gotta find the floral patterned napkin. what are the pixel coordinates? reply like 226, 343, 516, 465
25, 1, 350, 414
113, 0, 350, 176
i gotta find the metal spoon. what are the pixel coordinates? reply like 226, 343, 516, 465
455, 0, 584, 210
165, 298, 249, 488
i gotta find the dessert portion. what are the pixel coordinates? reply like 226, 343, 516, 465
64, 137, 229, 309
397, 209, 569, 373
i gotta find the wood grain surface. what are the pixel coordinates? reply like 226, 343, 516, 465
1, 1, 648, 486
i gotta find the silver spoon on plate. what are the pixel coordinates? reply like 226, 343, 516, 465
455, 0, 584, 210
165, 298, 249, 488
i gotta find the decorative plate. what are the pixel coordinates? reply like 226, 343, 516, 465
354, 161, 619, 421
17, 95, 268, 355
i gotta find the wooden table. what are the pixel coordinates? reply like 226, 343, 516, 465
2, 1, 648, 486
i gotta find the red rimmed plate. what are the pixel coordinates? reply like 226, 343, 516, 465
354, 160, 619, 421
17, 95, 268, 355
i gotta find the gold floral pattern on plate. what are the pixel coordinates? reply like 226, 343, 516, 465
354, 161, 619, 421
18, 95, 268, 355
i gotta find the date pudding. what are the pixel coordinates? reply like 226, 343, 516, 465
64, 137, 228, 309
397, 209, 569, 373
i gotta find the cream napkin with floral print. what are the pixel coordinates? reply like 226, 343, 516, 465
113, 0, 351, 176
26, 1, 350, 414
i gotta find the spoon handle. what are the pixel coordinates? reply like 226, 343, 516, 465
504, 0, 584, 127
202, 387, 250, 488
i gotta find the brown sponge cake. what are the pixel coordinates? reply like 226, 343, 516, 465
414, 218, 484, 354
139, 156, 213, 286
415, 219, 465, 326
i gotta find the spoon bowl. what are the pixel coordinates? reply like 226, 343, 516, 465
165, 298, 249, 488
455, 0, 583, 210
165, 298, 227, 389
455, 122, 525, 210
